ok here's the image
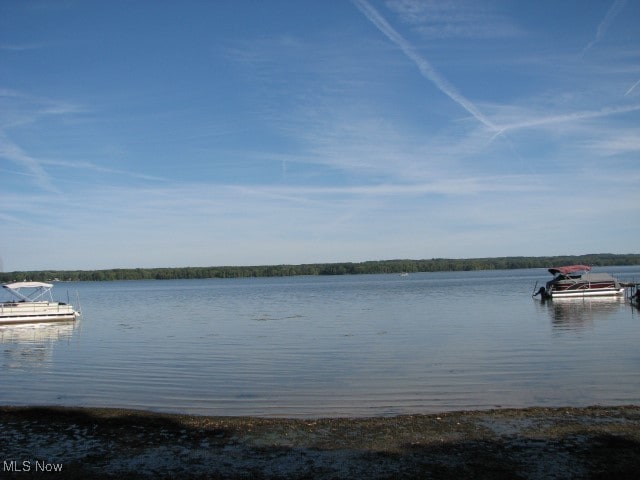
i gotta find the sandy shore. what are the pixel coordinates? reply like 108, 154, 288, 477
1, 405, 639, 479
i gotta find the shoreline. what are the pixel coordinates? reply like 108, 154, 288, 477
4, 254, 639, 282
2, 405, 639, 479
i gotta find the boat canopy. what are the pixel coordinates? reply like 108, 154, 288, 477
3, 282, 54, 290
548, 265, 591, 276
2, 282, 55, 302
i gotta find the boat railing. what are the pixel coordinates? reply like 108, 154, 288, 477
1, 301, 74, 314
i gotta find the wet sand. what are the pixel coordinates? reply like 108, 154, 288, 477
1, 405, 639, 479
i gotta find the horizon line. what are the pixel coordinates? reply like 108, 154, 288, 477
2, 253, 639, 274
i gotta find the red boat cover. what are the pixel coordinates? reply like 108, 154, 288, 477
548, 265, 591, 275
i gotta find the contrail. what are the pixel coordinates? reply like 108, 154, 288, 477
353, 0, 636, 139
500, 103, 640, 133
625, 79, 640, 96
352, 0, 499, 131
582, 0, 627, 55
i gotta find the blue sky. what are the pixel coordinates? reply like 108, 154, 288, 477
1, 0, 639, 271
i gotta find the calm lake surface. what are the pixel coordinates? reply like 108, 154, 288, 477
2, 267, 639, 418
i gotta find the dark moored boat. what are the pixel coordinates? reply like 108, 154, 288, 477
534, 265, 625, 299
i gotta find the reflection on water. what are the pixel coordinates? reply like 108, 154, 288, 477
0, 321, 78, 369
539, 297, 627, 331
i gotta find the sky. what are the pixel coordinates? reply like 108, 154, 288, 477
1, 0, 639, 271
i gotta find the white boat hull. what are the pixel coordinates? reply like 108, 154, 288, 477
550, 287, 625, 298
0, 302, 79, 324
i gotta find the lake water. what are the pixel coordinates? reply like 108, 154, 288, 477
1, 267, 639, 418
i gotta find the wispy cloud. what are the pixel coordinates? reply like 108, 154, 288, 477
0, 88, 86, 130
585, 131, 640, 156
0, 211, 28, 226
0, 89, 98, 191
0, 43, 44, 51
352, 0, 498, 131
582, 0, 627, 55
0, 132, 56, 192
40, 158, 166, 182
241, 174, 546, 198
387, 0, 522, 39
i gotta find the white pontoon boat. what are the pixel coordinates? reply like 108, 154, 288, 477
1, 282, 80, 324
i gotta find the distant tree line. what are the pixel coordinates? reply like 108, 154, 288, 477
1, 254, 639, 283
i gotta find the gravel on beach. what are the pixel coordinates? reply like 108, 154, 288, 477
1, 405, 639, 479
